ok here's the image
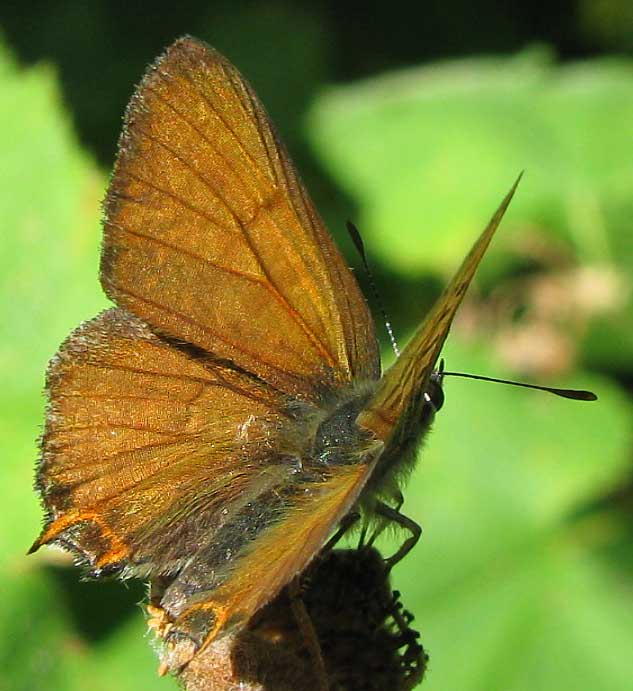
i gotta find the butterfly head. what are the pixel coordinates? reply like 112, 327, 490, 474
399, 359, 446, 449
423, 360, 445, 415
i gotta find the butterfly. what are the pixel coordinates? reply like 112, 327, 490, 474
30, 36, 520, 664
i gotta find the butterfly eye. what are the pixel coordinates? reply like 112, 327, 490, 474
424, 372, 445, 413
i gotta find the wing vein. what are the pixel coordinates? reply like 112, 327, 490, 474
59, 423, 187, 434
107, 281, 318, 378
235, 88, 340, 368
276, 152, 346, 367
179, 68, 267, 182
112, 172, 240, 236
128, 129, 337, 367
68, 360, 284, 410
112, 221, 264, 284
145, 83, 266, 204
45, 437, 187, 474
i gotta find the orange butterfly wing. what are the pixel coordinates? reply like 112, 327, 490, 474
33, 35, 520, 663
33, 308, 381, 648
33, 37, 382, 654
33, 309, 291, 574
158, 457, 379, 650
101, 37, 379, 396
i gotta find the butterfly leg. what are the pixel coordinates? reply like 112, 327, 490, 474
322, 510, 360, 553
375, 501, 422, 569
288, 576, 330, 691
364, 491, 404, 548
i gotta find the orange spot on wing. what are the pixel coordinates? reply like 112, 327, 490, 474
31, 509, 130, 564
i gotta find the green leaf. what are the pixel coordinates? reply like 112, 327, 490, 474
308, 48, 633, 276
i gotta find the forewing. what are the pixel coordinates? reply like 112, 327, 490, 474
102, 37, 379, 397
158, 459, 380, 647
32, 308, 293, 577
357, 177, 521, 442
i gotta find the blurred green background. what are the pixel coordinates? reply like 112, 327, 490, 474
2, 2, 632, 690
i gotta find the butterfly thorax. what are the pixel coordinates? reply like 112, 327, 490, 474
296, 371, 444, 511
310, 385, 378, 467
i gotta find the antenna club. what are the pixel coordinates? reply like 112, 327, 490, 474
441, 370, 597, 402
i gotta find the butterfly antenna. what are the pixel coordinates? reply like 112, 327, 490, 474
440, 365, 597, 401
346, 220, 400, 357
